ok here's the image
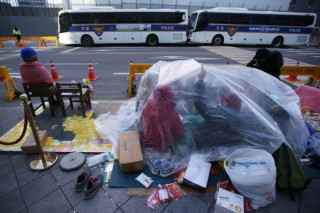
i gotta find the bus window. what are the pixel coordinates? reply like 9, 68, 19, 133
250, 14, 271, 25
93, 13, 114, 24
230, 13, 250, 24
59, 13, 71, 33
209, 13, 230, 24
71, 13, 93, 24
271, 15, 292, 26
196, 12, 208, 31
116, 12, 140, 23
292, 15, 315, 27
141, 13, 160, 23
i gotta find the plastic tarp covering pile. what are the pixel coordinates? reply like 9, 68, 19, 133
137, 59, 309, 177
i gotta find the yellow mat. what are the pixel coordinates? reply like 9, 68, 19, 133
0, 110, 112, 153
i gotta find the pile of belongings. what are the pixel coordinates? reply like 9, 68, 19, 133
95, 59, 310, 177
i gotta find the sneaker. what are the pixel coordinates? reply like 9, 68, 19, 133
84, 174, 103, 199
160, 161, 175, 177
147, 159, 162, 175
75, 169, 91, 192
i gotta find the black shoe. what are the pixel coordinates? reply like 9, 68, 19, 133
75, 169, 91, 192
84, 175, 103, 199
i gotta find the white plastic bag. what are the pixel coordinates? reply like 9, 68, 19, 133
94, 100, 140, 155
224, 148, 276, 209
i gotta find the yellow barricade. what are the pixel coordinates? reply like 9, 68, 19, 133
280, 65, 320, 87
0, 66, 20, 101
127, 63, 320, 97
128, 63, 152, 97
0, 36, 59, 48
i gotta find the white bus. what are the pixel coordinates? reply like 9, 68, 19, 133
58, 7, 188, 46
187, 7, 317, 47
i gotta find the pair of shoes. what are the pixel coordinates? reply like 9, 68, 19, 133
75, 170, 103, 200
147, 159, 163, 175
147, 159, 175, 177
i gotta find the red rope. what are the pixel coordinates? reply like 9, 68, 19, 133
0, 111, 28, 145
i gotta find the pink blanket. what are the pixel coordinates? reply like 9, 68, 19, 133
295, 85, 320, 113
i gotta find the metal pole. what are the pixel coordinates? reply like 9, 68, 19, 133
20, 94, 58, 170
20, 94, 47, 167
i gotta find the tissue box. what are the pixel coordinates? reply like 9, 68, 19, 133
21, 130, 48, 154
118, 131, 144, 172
182, 155, 211, 192
214, 188, 244, 213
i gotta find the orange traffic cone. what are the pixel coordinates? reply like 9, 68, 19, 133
16, 40, 26, 48
50, 59, 62, 81
285, 61, 299, 81
88, 60, 98, 81
39, 40, 47, 47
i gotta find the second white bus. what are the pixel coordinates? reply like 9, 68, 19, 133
187, 7, 317, 47
58, 7, 188, 46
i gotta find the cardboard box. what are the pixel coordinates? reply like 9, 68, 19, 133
182, 155, 211, 192
118, 131, 144, 172
214, 188, 244, 213
21, 130, 48, 154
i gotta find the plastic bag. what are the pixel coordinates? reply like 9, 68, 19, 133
94, 99, 140, 154
224, 148, 276, 209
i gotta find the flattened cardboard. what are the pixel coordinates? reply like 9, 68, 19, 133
182, 155, 211, 192
21, 130, 48, 154
118, 131, 144, 172
214, 188, 244, 213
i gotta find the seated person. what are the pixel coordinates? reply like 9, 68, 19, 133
19, 47, 59, 104
247, 48, 283, 79
139, 85, 184, 152
191, 68, 243, 148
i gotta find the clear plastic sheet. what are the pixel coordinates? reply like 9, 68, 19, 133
138, 59, 310, 177
136, 61, 166, 112
94, 99, 140, 154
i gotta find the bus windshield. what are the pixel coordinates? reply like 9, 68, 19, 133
188, 13, 198, 29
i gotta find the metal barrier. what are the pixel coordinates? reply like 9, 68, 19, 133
0, 36, 59, 48
127, 63, 320, 97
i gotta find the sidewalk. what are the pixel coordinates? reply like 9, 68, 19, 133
0, 91, 320, 213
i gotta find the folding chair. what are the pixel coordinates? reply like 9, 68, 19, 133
57, 82, 91, 117
22, 83, 58, 117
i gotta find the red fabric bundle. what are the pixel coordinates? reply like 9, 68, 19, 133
140, 85, 184, 152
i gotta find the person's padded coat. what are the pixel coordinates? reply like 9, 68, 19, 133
140, 85, 184, 152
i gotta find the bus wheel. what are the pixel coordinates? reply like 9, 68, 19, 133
146, 35, 158, 46
271, 36, 284, 48
212, 35, 223, 46
81, 35, 94, 47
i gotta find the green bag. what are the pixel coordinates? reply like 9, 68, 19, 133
273, 144, 310, 191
